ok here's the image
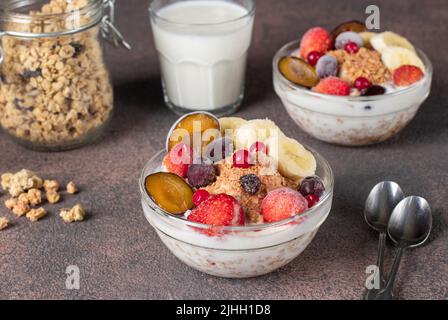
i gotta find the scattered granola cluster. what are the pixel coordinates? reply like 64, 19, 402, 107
0, 169, 85, 230
0, 0, 113, 149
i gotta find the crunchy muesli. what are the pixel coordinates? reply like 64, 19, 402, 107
0, 0, 113, 148
1, 169, 43, 197
43, 179, 60, 192
12, 201, 30, 217
26, 207, 47, 222
60, 204, 85, 223
66, 181, 78, 194
46, 190, 61, 204
0, 217, 9, 231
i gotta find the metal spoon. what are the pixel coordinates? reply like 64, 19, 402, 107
364, 182, 404, 300
374, 196, 432, 300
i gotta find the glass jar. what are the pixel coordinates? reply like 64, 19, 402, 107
0, 0, 130, 151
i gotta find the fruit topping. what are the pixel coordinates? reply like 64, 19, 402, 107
166, 112, 220, 152
393, 65, 424, 87
205, 137, 234, 163
261, 188, 308, 223
219, 117, 247, 138
330, 20, 367, 42
316, 55, 338, 78
234, 119, 285, 150
335, 31, 364, 50
192, 189, 210, 207
306, 51, 323, 66
162, 143, 191, 178
187, 161, 216, 188
249, 141, 268, 154
305, 194, 320, 208
344, 42, 360, 54
232, 149, 254, 169
145, 172, 194, 215
354, 77, 372, 91
313, 76, 351, 96
188, 194, 245, 227
278, 56, 319, 88
240, 174, 261, 195
381, 46, 425, 71
299, 176, 325, 197
370, 31, 415, 54
299, 27, 332, 59
359, 32, 377, 49
361, 85, 386, 96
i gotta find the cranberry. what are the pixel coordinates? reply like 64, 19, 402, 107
354, 77, 371, 91
232, 150, 254, 169
344, 42, 359, 54
249, 141, 268, 154
306, 194, 320, 208
192, 190, 210, 207
307, 51, 323, 66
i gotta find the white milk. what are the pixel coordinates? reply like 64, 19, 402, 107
151, 0, 254, 113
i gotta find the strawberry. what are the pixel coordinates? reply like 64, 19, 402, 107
299, 27, 332, 59
162, 143, 191, 178
261, 188, 308, 223
188, 194, 245, 227
313, 76, 351, 96
393, 65, 424, 87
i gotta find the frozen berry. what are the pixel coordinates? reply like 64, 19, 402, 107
145, 173, 194, 215
262, 188, 308, 223
187, 162, 216, 188
354, 77, 372, 91
299, 176, 325, 197
335, 31, 363, 50
299, 27, 332, 59
193, 190, 210, 207
307, 51, 323, 66
278, 56, 319, 88
162, 143, 191, 178
306, 194, 320, 208
188, 194, 245, 227
205, 137, 234, 163
249, 141, 268, 154
393, 65, 424, 87
233, 150, 254, 169
240, 174, 261, 195
316, 55, 338, 79
331, 21, 366, 42
361, 85, 386, 96
313, 76, 351, 96
344, 42, 360, 54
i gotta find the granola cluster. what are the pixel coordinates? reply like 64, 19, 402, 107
328, 48, 391, 85
1, 169, 85, 229
0, 0, 113, 149
204, 154, 297, 224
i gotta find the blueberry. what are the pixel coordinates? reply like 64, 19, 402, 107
361, 85, 386, 96
299, 176, 325, 197
335, 32, 363, 50
187, 162, 216, 188
240, 174, 261, 195
316, 55, 338, 78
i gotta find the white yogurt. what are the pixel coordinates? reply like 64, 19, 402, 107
150, 0, 255, 113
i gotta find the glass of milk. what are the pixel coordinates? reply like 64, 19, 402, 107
149, 0, 255, 116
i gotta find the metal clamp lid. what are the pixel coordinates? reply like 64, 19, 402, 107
100, 0, 131, 50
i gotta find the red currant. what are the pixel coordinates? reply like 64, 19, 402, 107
344, 42, 359, 54
249, 141, 268, 154
232, 150, 254, 169
192, 190, 210, 207
305, 194, 320, 208
354, 77, 372, 91
306, 51, 323, 66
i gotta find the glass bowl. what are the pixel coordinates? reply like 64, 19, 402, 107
273, 40, 433, 146
139, 147, 334, 278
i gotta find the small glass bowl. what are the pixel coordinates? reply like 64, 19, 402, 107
273, 40, 433, 146
139, 147, 334, 278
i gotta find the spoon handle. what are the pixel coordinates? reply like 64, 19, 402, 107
376, 247, 404, 300
376, 232, 387, 284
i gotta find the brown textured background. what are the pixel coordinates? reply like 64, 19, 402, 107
0, 0, 447, 300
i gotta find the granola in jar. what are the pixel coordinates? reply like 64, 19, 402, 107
0, 0, 129, 150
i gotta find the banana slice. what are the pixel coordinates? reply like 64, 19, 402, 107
371, 31, 415, 53
381, 46, 425, 71
359, 32, 377, 48
267, 137, 316, 181
219, 117, 247, 138
234, 119, 285, 150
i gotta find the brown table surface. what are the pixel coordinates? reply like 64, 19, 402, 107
1, 0, 447, 300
